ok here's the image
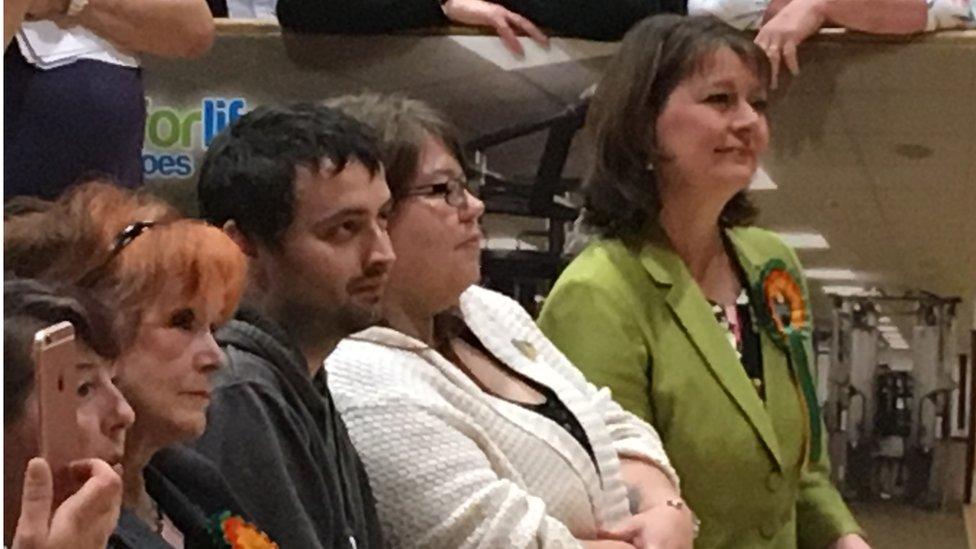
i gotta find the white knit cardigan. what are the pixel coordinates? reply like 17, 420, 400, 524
326, 286, 679, 548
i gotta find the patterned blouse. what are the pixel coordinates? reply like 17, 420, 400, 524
710, 288, 766, 400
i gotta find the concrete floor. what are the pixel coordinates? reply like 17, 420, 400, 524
850, 502, 968, 549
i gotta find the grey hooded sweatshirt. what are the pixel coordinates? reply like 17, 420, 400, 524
192, 307, 384, 549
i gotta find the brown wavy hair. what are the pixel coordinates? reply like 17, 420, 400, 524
5, 181, 247, 347
583, 14, 770, 240
325, 93, 469, 203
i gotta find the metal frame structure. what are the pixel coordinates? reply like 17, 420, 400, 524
466, 99, 589, 314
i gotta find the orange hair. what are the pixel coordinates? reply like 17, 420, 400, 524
5, 181, 247, 343
108, 219, 247, 330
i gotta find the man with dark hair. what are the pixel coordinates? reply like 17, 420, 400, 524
193, 103, 394, 549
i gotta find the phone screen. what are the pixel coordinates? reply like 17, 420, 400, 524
33, 321, 84, 485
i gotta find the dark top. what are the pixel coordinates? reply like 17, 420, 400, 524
278, 0, 687, 41
3, 44, 145, 200
191, 307, 384, 549
458, 327, 596, 464
206, 0, 228, 16
108, 446, 252, 548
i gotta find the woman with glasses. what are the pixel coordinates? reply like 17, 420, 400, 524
324, 93, 694, 549
4, 181, 271, 548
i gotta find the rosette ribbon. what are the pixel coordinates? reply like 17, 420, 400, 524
754, 259, 821, 462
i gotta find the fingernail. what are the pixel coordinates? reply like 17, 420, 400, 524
25, 458, 45, 480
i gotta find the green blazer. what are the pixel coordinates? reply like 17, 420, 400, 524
537, 226, 861, 549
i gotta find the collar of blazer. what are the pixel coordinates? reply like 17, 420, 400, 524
636, 226, 785, 467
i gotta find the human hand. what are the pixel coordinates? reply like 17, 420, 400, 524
754, 0, 827, 89
828, 534, 872, 549
5, 0, 34, 47
600, 501, 695, 549
12, 458, 123, 549
441, 0, 549, 57
580, 540, 637, 549
24, 0, 69, 20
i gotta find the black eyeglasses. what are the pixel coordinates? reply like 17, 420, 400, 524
403, 175, 480, 208
77, 221, 157, 287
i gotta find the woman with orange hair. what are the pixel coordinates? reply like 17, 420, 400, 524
5, 182, 274, 548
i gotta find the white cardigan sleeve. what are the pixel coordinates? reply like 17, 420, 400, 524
339, 400, 583, 548
588, 385, 681, 489
472, 287, 680, 489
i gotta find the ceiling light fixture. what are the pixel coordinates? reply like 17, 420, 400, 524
805, 268, 858, 280
778, 232, 830, 250
822, 285, 877, 297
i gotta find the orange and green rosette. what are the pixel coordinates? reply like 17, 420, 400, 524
753, 259, 822, 461
207, 511, 279, 549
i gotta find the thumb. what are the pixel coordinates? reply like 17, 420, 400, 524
55, 459, 122, 526
13, 458, 54, 549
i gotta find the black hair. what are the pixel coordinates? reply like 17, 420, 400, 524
4, 278, 121, 424
197, 102, 383, 246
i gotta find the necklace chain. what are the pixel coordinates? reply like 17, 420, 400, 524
139, 494, 164, 535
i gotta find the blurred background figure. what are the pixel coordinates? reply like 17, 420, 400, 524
4, 0, 215, 200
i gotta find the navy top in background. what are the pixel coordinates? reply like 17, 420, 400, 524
4, 45, 145, 200
278, 0, 687, 41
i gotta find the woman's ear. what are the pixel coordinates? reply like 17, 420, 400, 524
222, 220, 256, 258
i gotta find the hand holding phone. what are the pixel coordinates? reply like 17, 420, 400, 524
32, 322, 85, 501
12, 457, 123, 549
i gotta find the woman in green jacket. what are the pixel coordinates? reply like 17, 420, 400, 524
537, 15, 867, 549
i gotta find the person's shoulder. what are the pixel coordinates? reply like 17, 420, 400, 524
549, 237, 643, 304
211, 317, 296, 392
557, 237, 641, 289
729, 226, 801, 267
461, 285, 526, 317
328, 330, 407, 373
204, 344, 312, 430
211, 346, 288, 393
460, 285, 547, 339
150, 444, 225, 488
729, 225, 788, 248
327, 333, 457, 410
574, 236, 636, 268
147, 446, 250, 526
